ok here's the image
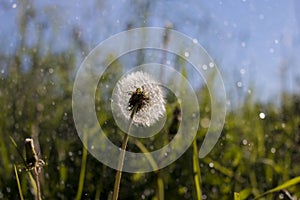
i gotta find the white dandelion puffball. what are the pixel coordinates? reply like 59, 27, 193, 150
113, 71, 165, 127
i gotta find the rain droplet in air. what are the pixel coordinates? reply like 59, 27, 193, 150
241, 42, 246, 48
240, 68, 246, 75
259, 112, 265, 119
237, 81, 243, 88
270, 147, 276, 153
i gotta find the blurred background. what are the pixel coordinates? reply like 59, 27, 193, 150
0, 0, 300, 199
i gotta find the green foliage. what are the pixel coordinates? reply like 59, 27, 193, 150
1, 3, 300, 199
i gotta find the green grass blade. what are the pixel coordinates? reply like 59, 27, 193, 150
14, 165, 24, 200
156, 174, 164, 200
10, 136, 27, 165
75, 144, 88, 200
28, 171, 38, 197
234, 192, 240, 200
193, 139, 202, 200
254, 176, 300, 199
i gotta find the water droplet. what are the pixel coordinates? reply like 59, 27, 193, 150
184, 52, 189, 57
192, 38, 198, 44
49, 68, 54, 74
209, 162, 214, 168
200, 118, 210, 128
1, 69, 4, 74
6, 187, 11, 193
274, 39, 279, 44
91, 145, 94, 150
269, 48, 274, 53
202, 64, 208, 70
242, 139, 248, 145
259, 112, 265, 119
240, 68, 246, 74
241, 42, 246, 47
270, 147, 276, 153
279, 193, 285, 199
237, 81, 243, 88
209, 62, 214, 68
12, 3, 17, 8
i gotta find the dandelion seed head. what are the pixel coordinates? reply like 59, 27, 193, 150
114, 71, 165, 127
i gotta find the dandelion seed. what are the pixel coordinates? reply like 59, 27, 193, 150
114, 71, 165, 127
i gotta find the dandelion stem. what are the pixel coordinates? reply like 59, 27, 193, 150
112, 106, 137, 200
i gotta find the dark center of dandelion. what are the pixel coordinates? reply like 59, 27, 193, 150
128, 87, 150, 114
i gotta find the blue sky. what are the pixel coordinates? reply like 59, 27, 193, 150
1, 0, 299, 103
